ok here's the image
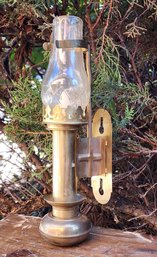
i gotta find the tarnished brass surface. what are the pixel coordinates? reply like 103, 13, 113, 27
39, 213, 91, 246
46, 123, 87, 131
40, 109, 112, 244
91, 109, 112, 204
52, 129, 76, 202
44, 194, 85, 219
56, 39, 88, 52
40, 124, 91, 246
91, 109, 112, 179
76, 109, 112, 204
43, 105, 87, 125
76, 137, 103, 178
44, 193, 85, 206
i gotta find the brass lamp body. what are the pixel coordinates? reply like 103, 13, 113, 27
39, 123, 91, 246
39, 15, 112, 246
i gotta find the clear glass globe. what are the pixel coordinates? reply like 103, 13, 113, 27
41, 15, 90, 121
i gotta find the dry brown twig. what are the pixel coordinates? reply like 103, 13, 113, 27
85, 0, 113, 57
96, 0, 113, 62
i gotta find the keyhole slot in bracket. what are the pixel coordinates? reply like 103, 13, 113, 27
99, 117, 104, 134
99, 178, 104, 195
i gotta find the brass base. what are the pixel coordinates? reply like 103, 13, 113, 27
39, 194, 91, 246
39, 213, 91, 246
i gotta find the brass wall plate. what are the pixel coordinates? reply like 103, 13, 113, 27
76, 108, 112, 204
91, 109, 112, 204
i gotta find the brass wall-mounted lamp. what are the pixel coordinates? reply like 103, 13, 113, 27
39, 15, 112, 246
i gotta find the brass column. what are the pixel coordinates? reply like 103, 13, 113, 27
53, 128, 76, 202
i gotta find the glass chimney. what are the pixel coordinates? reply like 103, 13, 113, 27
41, 15, 90, 124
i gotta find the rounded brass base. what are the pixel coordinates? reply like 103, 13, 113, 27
39, 213, 91, 246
